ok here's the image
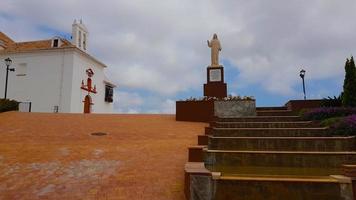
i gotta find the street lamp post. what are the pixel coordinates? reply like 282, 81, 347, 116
3, 57, 15, 99
299, 69, 306, 100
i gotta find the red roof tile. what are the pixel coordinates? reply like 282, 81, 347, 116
0, 32, 74, 53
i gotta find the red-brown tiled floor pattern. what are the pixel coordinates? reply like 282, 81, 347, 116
0, 112, 207, 200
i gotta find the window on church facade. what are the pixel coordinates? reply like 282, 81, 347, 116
53, 39, 59, 47
105, 85, 114, 103
16, 63, 27, 76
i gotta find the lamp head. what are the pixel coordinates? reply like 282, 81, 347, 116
4, 57, 12, 66
300, 69, 306, 78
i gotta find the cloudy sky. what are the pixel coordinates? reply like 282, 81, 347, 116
1, 0, 355, 113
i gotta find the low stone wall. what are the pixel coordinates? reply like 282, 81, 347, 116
188, 146, 205, 162
176, 100, 256, 122
176, 100, 214, 122
184, 162, 212, 200
285, 99, 323, 114
190, 174, 214, 200
198, 135, 209, 145
214, 100, 256, 118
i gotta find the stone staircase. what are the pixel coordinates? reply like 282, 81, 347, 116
185, 107, 356, 200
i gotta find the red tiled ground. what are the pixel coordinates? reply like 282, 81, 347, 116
0, 112, 207, 200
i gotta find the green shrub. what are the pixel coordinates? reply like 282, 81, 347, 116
329, 115, 356, 136
342, 56, 356, 107
0, 99, 19, 113
298, 109, 308, 117
320, 117, 342, 127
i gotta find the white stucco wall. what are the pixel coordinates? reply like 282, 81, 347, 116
70, 51, 114, 113
0, 49, 114, 113
0, 50, 74, 113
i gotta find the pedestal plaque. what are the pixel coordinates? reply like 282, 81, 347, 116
209, 69, 222, 82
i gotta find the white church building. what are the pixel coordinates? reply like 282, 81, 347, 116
0, 20, 116, 113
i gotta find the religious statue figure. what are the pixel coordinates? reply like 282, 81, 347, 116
207, 33, 222, 67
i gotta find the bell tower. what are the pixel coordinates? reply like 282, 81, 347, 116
72, 19, 88, 52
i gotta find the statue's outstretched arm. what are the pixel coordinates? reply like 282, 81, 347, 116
207, 40, 211, 47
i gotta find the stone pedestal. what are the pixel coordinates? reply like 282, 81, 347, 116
204, 66, 227, 98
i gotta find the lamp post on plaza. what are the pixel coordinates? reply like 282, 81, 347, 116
3, 57, 15, 99
299, 69, 306, 100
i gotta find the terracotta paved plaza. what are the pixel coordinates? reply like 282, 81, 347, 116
0, 112, 206, 200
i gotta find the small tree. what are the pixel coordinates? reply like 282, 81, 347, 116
342, 56, 356, 107
0, 99, 19, 112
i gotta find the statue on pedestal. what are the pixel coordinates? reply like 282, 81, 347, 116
207, 33, 222, 67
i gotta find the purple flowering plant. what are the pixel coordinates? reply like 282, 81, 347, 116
303, 107, 356, 121
302, 107, 356, 136
329, 115, 356, 136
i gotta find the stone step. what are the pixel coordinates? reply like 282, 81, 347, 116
257, 110, 294, 116
208, 136, 356, 151
212, 121, 316, 128
211, 127, 329, 137
211, 166, 341, 177
204, 150, 356, 174
210, 174, 349, 200
256, 106, 288, 111
186, 163, 352, 200
216, 116, 302, 122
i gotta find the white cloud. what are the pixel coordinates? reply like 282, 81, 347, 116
1, 0, 355, 112
114, 91, 175, 114
161, 99, 176, 114
114, 91, 143, 113
126, 109, 139, 114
